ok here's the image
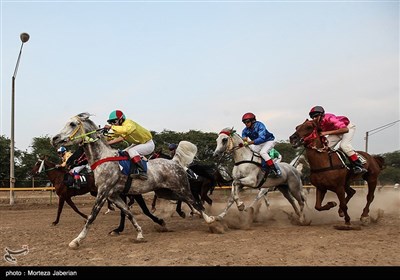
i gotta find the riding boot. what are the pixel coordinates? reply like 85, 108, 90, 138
70, 179, 80, 190
351, 158, 367, 175
129, 161, 148, 180
269, 163, 282, 178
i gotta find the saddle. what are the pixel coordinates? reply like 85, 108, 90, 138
63, 173, 89, 187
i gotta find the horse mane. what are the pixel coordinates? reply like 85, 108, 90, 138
172, 141, 197, 168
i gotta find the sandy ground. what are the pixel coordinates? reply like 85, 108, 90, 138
0, 186, 399, 270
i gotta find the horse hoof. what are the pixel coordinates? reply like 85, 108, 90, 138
68, 240, 80, 250
237, 203, 245, 211
360, 216, 371, 225
179, 212, 186, 219
338, 210, 344, 217
109, 230, 120, 236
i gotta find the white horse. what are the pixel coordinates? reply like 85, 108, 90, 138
212, 127, 308, 225
51, 112, 214, 249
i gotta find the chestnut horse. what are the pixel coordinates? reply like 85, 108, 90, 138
289, 119, 385, 227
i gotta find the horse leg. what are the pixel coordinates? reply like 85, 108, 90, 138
65, 197, 88, 220
109, 195, 128, 235
277, 186, 301, 217
133, 195, 166, 227
360, 179, 378, 224
201, 183, 213, 205
336, 188, 351, 225
314, 189, 337, 211
217, 193, 235, 219
52, 197, 66, 226
248, 188, 269, 209
106, 194, 144, 242
69, 191, 109, 249
151, 194, 157, 213
338, 185, 356, 217
175, 201, 186, 218
232, 181, 245, 211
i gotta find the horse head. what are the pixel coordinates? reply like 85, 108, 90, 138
213, 127, 242, 157
289, 119, 328, 151
51, 112, 99, 148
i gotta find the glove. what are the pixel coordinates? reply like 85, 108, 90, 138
243, 141, 249, 146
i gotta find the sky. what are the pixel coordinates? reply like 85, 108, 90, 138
0, 0, 399, 155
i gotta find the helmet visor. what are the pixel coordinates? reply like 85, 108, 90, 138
242, 119, 252, 124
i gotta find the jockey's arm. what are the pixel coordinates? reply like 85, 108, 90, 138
108, 136, 124, 145
320, 127, 349, 136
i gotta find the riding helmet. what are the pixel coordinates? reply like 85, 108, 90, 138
309, 106, 325, 118
242, 112, 256, 123
57, 146, 66, 154
108, 110, 126, 124
168, 143, 178, 151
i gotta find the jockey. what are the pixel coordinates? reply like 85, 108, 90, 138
55, 146, 80, 189
104, 110, 155, 180
66, 145, 89, 190
309, 105, 367, 174
168, 143, 178, 158
241, 112, 282, 177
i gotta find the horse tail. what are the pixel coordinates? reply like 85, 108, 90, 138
172, 141, 198, 168
372, 155, 385, 170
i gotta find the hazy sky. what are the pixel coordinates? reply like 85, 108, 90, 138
1, 0, 399, 155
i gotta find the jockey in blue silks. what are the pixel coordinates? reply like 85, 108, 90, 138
241, 112, 282, 177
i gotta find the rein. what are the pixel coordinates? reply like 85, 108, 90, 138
219, 129, 262, 168
37, 160, 57, 173
297, 122, 347, 173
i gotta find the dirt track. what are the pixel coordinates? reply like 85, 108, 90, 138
0, 187, 399, 267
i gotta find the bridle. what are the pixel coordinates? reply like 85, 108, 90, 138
295, 121, 329, 153
218, 129, 262, 167
68, 116, 105, 144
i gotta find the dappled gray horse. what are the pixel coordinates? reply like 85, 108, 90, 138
213, 127, 307, 224
51, 112, 214, 249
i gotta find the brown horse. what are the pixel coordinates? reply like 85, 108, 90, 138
30, 157, 165, 231
289, 119, 385, 228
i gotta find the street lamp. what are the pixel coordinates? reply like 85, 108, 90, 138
9, 32, 30, 205
365, 120, 400, 153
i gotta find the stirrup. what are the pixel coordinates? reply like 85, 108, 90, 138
353, 166, 367, 175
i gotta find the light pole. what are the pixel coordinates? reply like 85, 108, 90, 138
365, 120, 400, 153
10, 32, 30, 205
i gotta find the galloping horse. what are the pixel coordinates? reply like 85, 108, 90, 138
30, 157, 97, 225
289, 119, 385, 227
51, 112, 214, 249
213, 127, 307, 225
150, 150, 233, 214
30, 157, 165, 232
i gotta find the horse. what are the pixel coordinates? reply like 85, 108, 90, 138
30, 157, 97, 226
30, 157, 165, 233
51, 112, 215, 249
289, 119, 385, 228
150, 150, 233, 215
212, 127, 308, 226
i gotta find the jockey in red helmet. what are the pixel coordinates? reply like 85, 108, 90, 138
241, 112, 281, 177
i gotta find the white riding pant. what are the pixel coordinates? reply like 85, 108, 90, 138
125, 139, 155, 158
249, 140, 276, 162
70, 165, 86, 175
326, 122, 356, 157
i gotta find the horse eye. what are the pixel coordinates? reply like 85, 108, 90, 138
69, 122, 77, 128
222, 138, 228, 144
